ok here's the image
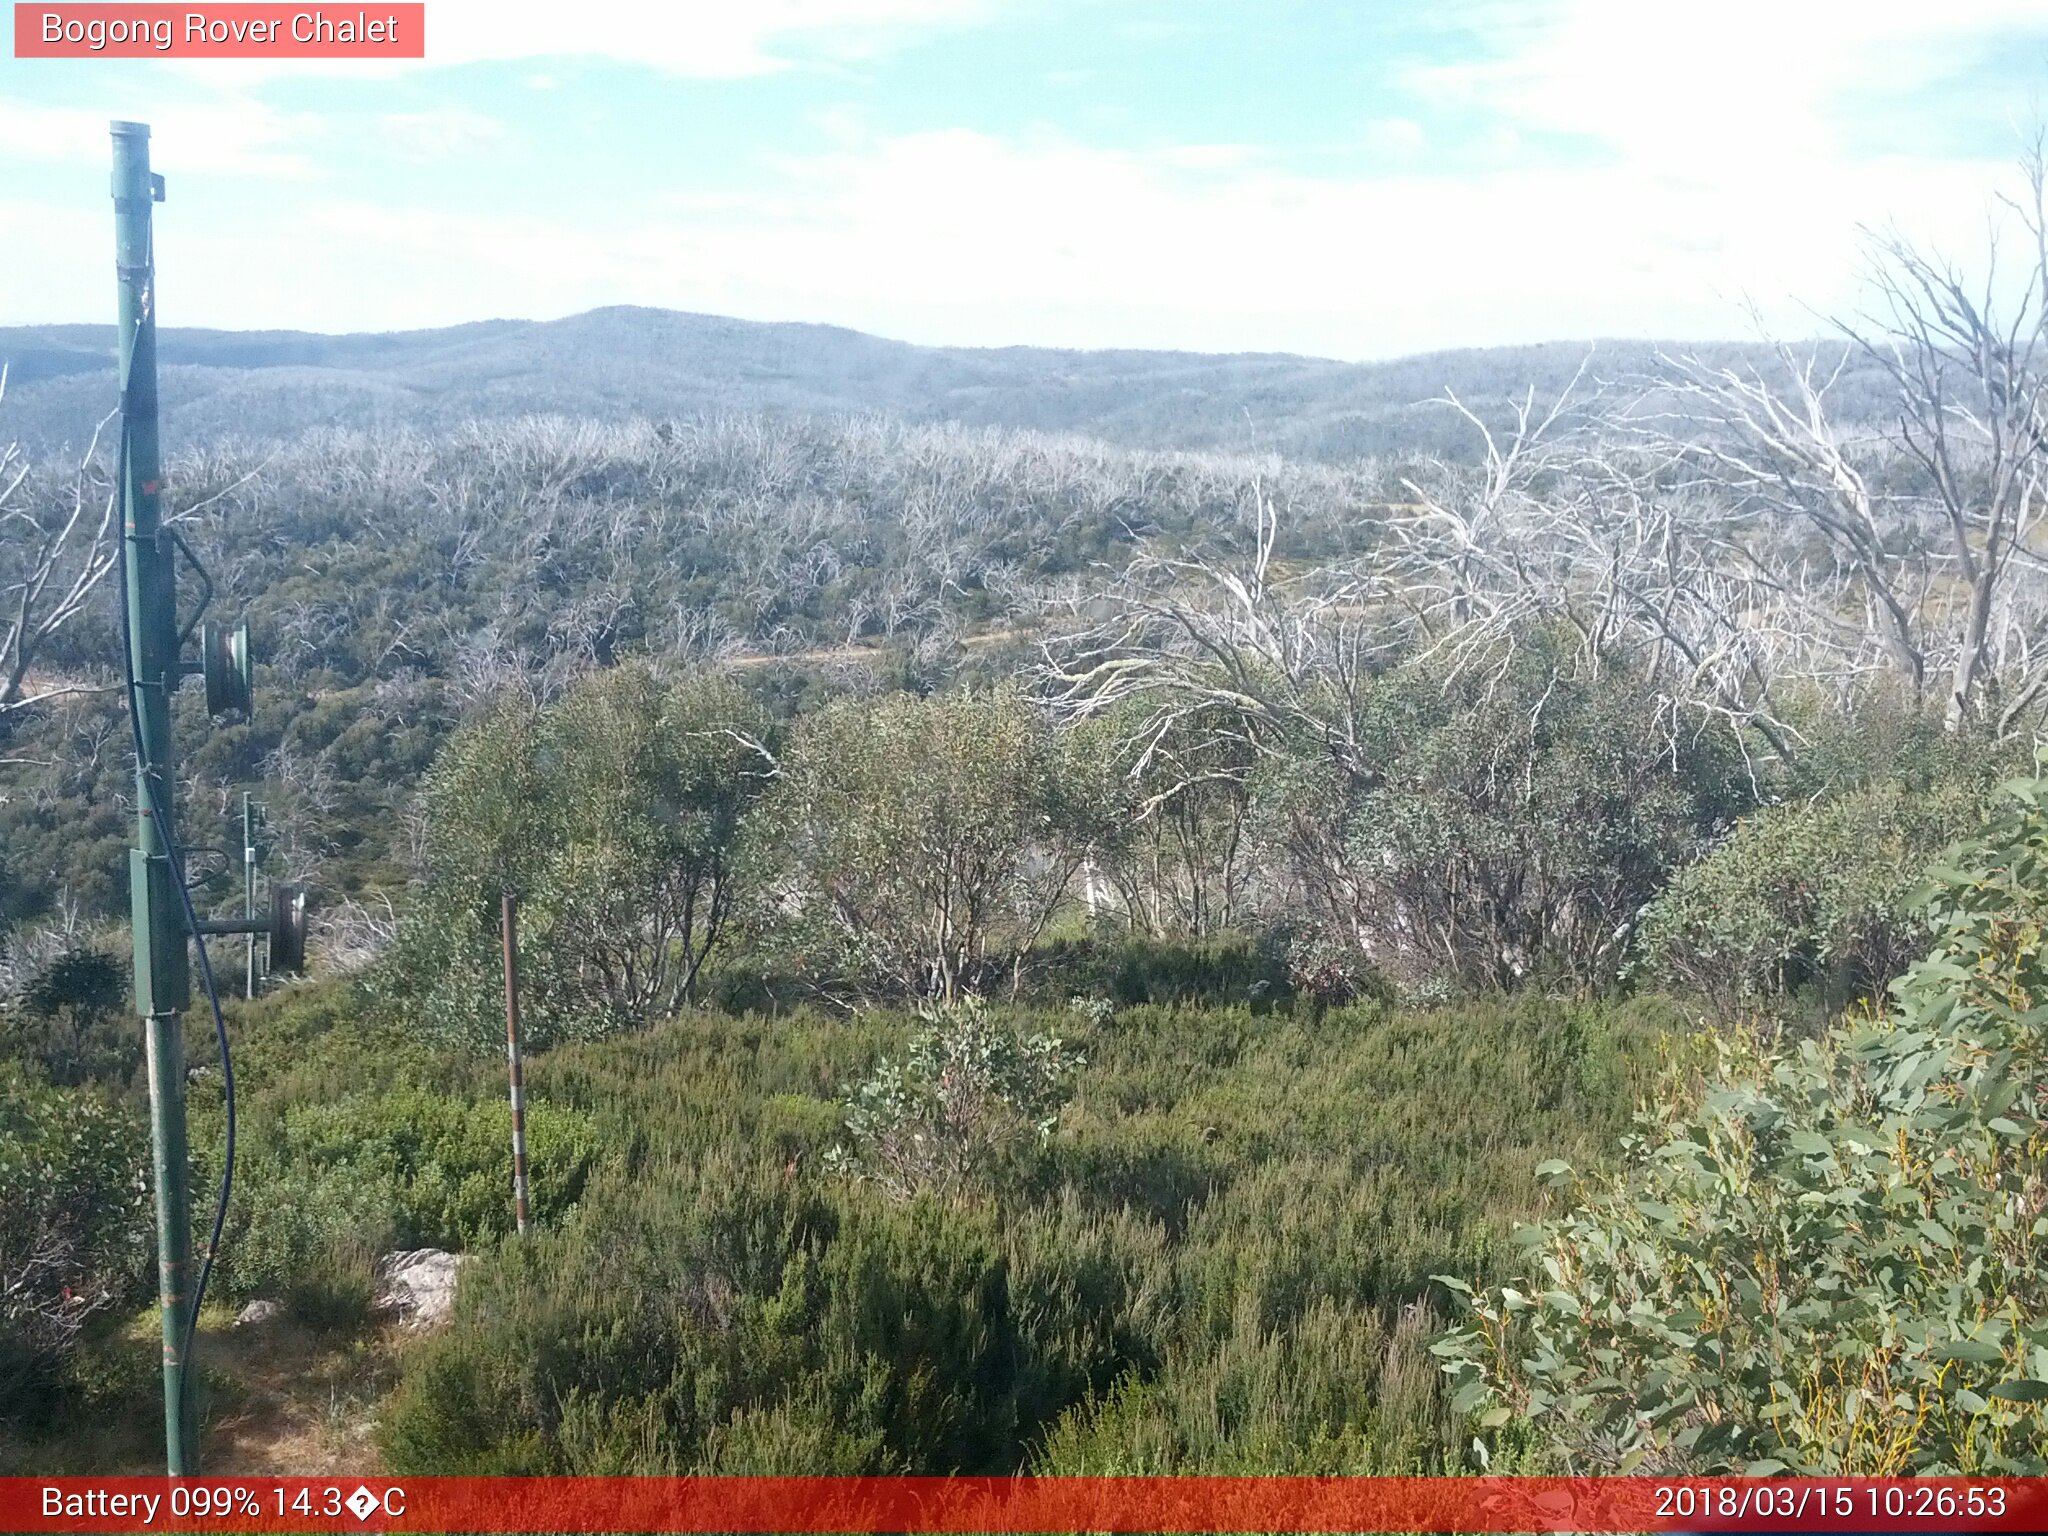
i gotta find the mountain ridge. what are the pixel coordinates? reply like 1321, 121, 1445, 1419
0, 305, 1873, 463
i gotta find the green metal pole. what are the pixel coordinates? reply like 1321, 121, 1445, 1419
114, 119, 196, 1478
243, 794, 256, 1000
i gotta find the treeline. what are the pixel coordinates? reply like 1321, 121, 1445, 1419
370, 642, 2015, 1052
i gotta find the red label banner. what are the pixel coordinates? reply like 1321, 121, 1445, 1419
14, 4, 424, 57
4, 1476, 2048, 1533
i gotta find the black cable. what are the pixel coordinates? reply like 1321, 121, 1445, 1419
112, 350, 235, 1426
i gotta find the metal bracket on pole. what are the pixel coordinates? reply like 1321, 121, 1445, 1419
243, 795, 259, 1000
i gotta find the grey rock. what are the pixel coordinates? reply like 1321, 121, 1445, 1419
373, 1248, 468, 1330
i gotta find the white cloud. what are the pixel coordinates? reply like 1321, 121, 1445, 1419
376, 108, 506, 161
0, 96, 319, 177
1360, 118, 1427, 159
158, 0, 996, 81
0, 198, 103, 296
45, 124, 2010, 359
428, 0, 994, 73
1154, 143, 1257, 172
1406, 0, 2046, 174
654, 129, 2012, 354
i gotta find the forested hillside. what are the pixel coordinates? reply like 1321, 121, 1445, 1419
0, 308, 1897, 463
0, 415, 1394, 937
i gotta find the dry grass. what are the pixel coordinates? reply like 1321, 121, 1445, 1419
2, 1306, 412, 1476
195, 1313, 405, 1476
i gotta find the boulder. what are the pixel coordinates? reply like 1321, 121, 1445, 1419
232, 1298, 283, 1328
373, 1248, 468, 1331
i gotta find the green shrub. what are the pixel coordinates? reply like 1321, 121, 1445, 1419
1259, 632, 1754, 990
0, 1064, 151, 1419
1434, 777, 2048, 1474
1042, 1115, 1230, 1235
0, 946, 138, 1090
1027, 932, 1291, 1010
381, 1156, 1108, 1475
225, 1166, 393, 1331
1640, 775, 1992, 1008
376, 989, 1666, 1477
177, 992, 609, 1321
1034, 1296, 1446, 1473
827, 999, 1080, 1201
208, 1083, 604, 1309
758, 1092, 847, 1170
271, 1086, 603, 1247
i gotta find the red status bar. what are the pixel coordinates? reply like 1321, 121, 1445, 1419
6, 1476, 2048, 1533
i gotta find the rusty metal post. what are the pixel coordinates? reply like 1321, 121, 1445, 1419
500, 894, 530, 1235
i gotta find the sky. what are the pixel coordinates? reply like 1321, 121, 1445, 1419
1, 0, 2045, 360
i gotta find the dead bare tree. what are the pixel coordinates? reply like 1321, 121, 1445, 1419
0, 1224, 107, 1362
1852, 155, 2048, 732
316, 891, 400, 972
1235, 145, 2048, 766
0, 385, 119, 729
1045, 478, 1398, 783
1617, 142, 2048, 741
1040, 147, 2048, 988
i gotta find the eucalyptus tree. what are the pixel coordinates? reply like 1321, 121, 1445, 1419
381, 663, 774, 1048
1091, 698, 1259, 937
1437, 778, 2048, 1473
764, 685, 1119, 1001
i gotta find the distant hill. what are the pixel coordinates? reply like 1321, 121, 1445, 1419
0, 306, 1891, 463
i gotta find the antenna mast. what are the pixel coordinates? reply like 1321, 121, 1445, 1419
112, 119, 309, 1477
112, 117, 198, 1477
